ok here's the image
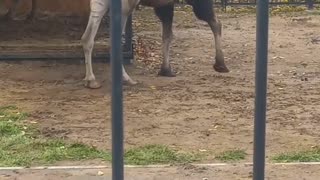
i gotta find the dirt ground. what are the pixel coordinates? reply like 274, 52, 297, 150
0, 5, 320, 168
1, 164, 320, 180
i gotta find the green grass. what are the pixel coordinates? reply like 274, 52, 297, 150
272, 148, 320, 163
124, 144, 199, 165
0, 105, 200, 166
0, 105, 28, 122
0, 136, 111, 166
0, 105, 111, 166
1, 105, 254, 166
215, 149, 247, 162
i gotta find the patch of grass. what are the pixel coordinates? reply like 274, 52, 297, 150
0, 121, 23, 136
124, 144, 199, 165
0, 105, 27, 137
215, 149, 247, 162
0, 135, 112, 166
0, 105, 28, 122
272, 148, 320, 163
0, 105, 202, 166
0, 105, 111, 166
221, 5, 308, 15
270, 5, 307, 15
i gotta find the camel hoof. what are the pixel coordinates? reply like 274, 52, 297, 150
213, 63, 230, 73
84, 80, 102, 89
124, 80, 138, 86
158, 68, 176, 77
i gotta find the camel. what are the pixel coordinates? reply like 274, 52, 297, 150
4, 0, 229, 88
82, 0, 230, 88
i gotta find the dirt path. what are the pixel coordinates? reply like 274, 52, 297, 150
0, 8, 319, 164
1, 164, 320, 180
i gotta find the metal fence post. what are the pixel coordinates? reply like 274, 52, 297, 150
110, 0, 124, 179
222, 0, 228, 12
307, 0, 314, 10
253, 0, 269, 179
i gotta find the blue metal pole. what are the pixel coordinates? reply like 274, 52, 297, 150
253, 0, 269, 179
110, 0, 124, 179
307, 0, 314, 10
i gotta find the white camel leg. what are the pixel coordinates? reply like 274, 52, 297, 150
119, 0, 140, 85
82, 0, 139, 88
81, 0, 109, 89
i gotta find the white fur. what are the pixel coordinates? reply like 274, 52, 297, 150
81, 0, 140, 86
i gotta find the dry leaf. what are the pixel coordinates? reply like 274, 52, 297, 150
97, 171, 104, 176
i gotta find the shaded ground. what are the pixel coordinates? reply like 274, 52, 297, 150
1, 164, 320, 180
0, 14, 110, 55
0, 6, 319, 167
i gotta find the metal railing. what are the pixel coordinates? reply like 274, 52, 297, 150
0, 15, 134, 64
176, 0, 320, 10
110, 0, 270, 180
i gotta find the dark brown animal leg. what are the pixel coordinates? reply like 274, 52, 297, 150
26, 0, 37, 20
154, 4, 176, 77
208, 18, 229, 73
189, 0, 229, 73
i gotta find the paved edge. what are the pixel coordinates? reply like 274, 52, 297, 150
1, 162, 320, 171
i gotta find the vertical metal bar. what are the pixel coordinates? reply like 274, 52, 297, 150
110, 0, 124, 180
253, 0, 269, 179
307, 0, 314, 10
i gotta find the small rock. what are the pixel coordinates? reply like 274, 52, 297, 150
150, 86, 157, 90
98, 171, 104, 176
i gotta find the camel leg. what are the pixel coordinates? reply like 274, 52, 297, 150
154, 3, 175, 77
81, 0, 109, 89
119, 0, 140, 85
189, 0, 229, 73
81, 0, 140, 88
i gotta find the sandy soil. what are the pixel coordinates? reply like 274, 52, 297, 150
0, 6, 319, 167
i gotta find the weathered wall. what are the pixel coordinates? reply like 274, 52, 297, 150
3, 0, 91, 17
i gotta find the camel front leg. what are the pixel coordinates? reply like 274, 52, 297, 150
81, 0, 109, 89
120, 0, 140, 85
81, 0, 139, 88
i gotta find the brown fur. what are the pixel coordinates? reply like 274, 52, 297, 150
139, 0, 174, 7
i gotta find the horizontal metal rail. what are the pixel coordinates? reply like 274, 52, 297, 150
0, 16, 134, 64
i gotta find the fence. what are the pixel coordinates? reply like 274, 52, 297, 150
177, 0, 320, 10
110, 0, 270, 180
0, 15, 134, 64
